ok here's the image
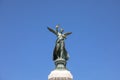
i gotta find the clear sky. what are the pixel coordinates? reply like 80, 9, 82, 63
0, 0, 120, 80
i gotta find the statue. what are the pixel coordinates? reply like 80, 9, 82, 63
47, 25, 72, 61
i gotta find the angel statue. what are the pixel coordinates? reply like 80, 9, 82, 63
47, 25, 72, 61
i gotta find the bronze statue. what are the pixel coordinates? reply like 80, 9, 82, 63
47, 25, 72, 61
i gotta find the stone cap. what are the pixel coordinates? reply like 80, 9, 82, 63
48, 69, 73, 80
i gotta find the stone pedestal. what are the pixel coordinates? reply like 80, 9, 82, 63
48, 58, 73, 80
48, 69, 73, 80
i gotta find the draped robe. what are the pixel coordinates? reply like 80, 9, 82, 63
53, 36, 69, 61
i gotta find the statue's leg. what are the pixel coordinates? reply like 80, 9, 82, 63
60, 42, 64, 59
57, 43, 60, 59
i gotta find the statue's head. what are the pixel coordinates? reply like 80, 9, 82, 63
60, 28, 64, 33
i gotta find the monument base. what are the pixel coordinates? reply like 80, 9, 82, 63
48, 58, 73, 80
54, 58, 67, 69
48, 69, 73, 80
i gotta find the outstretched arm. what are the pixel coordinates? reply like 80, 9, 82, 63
56, 25, 59, 33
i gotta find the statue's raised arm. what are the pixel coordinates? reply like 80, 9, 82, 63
47, 25, 60, 36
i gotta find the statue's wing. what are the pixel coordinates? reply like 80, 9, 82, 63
47, 27, 57, 35
64, 32, 72, 36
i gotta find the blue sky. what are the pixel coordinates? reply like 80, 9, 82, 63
0, 0, 120, 80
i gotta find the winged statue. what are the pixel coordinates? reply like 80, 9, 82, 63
47, 25, 72, 61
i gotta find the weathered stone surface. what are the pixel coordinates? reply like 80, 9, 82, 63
48, 69, 73, 80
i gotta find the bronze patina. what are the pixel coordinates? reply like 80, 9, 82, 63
47, 25, 72, 62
